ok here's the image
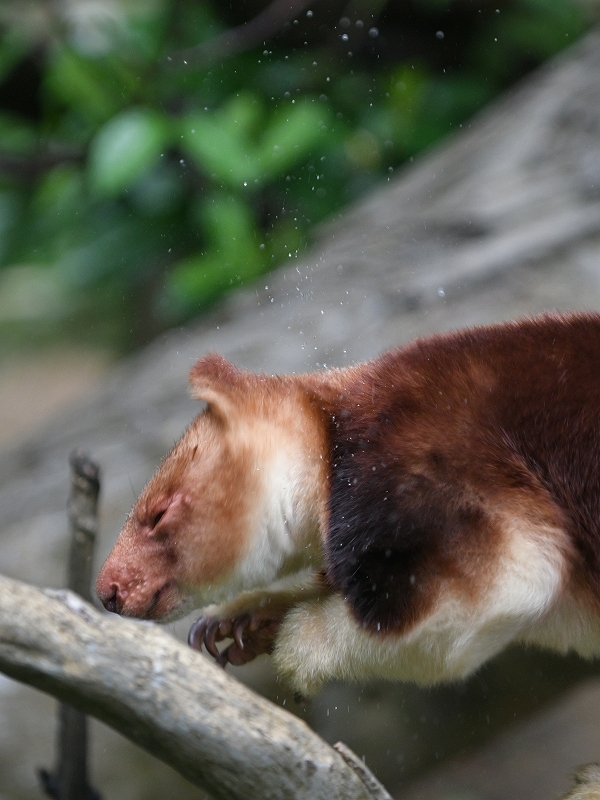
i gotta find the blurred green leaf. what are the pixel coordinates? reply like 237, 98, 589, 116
34, 165, 85, 216
181, 95, 333, 188
111, 4, 170, 60
202, 192, 258, 251
219, 92, 264, 138
180, 112, 261, 187
129, 163, 184, 216
46, 47, 125, 124
88, 107, 169, 196
168, 192, 264, 309
495, 8, 586, 60
257, 99, 334, 179
0, 31, 29, 83
0, 191, 21, 262
0, 113, 37, 154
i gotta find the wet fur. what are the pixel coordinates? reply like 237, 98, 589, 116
97, 313, 600, 696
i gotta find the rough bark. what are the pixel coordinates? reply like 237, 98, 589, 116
0, 574, 381, 800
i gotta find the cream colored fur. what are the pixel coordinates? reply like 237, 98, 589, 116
229, 446, 324, 593
198, 517, 590, 696
273, 553, 562, 696
180, 406, 326, 610
559, 765, 600, 800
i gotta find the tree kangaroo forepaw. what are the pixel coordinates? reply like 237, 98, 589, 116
188, 609, 281, 667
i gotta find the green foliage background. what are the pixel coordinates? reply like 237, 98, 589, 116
0, 0, 593, 351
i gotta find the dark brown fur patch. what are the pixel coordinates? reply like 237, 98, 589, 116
313, 314, 600, 634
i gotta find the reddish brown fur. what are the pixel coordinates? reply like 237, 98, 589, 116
96, 408, 258, 618
97, 354, 328, 619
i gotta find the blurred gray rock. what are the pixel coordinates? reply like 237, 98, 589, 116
2, 27, 600, 800
400, 679, 600, 800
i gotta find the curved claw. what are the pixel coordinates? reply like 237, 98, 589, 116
204, 619, 221, 659
294, 692, 311, 709
215, 646, 230, 669
188, 617, 208, 650
233, 615, 249, 651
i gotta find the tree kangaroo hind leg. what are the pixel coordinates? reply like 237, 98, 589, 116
273, 516, 569, 697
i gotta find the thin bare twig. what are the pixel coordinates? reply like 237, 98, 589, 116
0, 150, 83, 183
38, 452, 101, 800
167, 0, 319, 68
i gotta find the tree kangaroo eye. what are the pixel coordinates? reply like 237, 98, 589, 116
152, 510, 166, 528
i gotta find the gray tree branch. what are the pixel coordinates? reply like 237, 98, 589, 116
167, 0, 317, 68
0, 574, 385, 800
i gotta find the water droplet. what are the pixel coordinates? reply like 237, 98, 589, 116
306, 9, 313, 17
436, 30, 444, 40
437, 288, 445, 297
368, 27, 379, 38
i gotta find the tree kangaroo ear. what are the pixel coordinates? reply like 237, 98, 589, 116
188, 353, 244, 420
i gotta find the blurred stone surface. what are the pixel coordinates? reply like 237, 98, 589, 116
2, 27, 600, 800
399, 680, 600, 800
0, 349, 108, 450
